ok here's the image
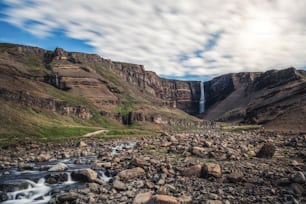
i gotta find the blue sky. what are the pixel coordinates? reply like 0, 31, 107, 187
1, 0, 306, 80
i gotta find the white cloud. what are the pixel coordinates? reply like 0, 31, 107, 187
2, 0, 306, 78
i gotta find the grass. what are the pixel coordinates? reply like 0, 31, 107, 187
221, 124, 262, 133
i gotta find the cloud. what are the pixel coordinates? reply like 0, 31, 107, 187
2, 0, 306, 78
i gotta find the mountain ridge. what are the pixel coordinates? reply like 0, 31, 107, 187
0, 42, 305, 137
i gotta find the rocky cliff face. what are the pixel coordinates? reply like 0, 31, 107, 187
203, 67, 306, 131
1, 43, 305, 131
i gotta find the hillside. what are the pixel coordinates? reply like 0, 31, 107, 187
203, 68, 306, 131
0, 42, 306, 139
0, 43, 205, 140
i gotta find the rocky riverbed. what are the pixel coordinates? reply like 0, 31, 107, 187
0, 129, 305, 204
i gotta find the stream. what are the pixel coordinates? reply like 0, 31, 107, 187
0, 141, 136, 204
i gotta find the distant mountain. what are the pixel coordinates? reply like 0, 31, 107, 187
203, 67, 306, 131
0, 43, 305, 138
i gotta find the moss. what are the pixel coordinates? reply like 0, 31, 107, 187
221, 124, 262, 133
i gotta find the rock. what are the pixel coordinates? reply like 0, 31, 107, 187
149, 194, 178, 204
71, 168, 97, 182
291, 171, 305, 184
181, 164, 202, 177
113, 179, 127, 191
0, 191, 8, 202
45, 173, 68, 184
18, 162, 35, 170
192, 146, 206, 157
78, 141, 87, 147
256, 143, 276, 159
227, 171, 243, 183
201, 163, 222, 178
133, 192, 152, 204
290, 183, 304, 196
36, 153, 51, 162
178, 195, 192, 203
58, 192, 79, 202
117, 167, 145, 180
131, 158, 145, 167
48, 163, 68, 172
207, 200, 222, 204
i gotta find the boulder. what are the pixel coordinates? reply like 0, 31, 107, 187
58, 192, 79, 202
192, 147, 206, 157
201, 163, 222, 178
130, 158, 145, 167
113, 179, 127, 191
77, 141, 87, 148
71, 168, 97, 182
36, 153, 51, 162
117, 167, 145, 180
181, 164, 202, 177
256, 143, 276, 159
291, 171, 305, 184
133, 192, 152, 204
45, 173, 68, 184
48, 163, 68, 172
149, 195, 178, 204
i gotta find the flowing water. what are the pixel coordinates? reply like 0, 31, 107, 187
199, 81, 205, 113
0, 141, 136, 204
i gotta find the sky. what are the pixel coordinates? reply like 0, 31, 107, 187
1, 0, 306, 81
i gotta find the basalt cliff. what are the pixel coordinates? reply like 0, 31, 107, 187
0, 43, 306, 136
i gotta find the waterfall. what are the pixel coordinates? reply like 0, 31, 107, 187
199, 81, 205, 113
55, 73, 59, 87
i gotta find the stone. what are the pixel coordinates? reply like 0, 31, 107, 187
133, 192, 152, 204
0, 192, 8, 202
192, 146, 206, 157
178, 195, 192, 203
113, 179, 127, 191
78, 141, 87, 148
201, 163, 222, 178
256, 143, 276, 159
45, 173, 68, 184
36, 153, 51, 162
291, 171, 305, 184
58, 192, 79, 202
227, 171, 243, 183
117, 167, 145, 180
71, 168, 97, 182
207, 200, 222, 204
150, 194, 178, 204
48, 162, 68, 172
181, 164, 202, 177
131, 158, 145, 167
18, 162, 35, 170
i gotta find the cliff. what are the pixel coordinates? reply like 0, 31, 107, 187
1, 42, 305, 133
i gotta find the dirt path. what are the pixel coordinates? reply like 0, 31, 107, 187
82, 129, 109, 137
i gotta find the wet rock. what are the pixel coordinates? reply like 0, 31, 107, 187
256, 143, 276, 159
48, 162, 68, 172
149, 194, 178, 204
201, 163, 222, 178
45, 173, 68, 184
71, 168, 97, 182
36, 153, 51, 162
0, 181, 29, 192
133, 192, 152, 204
117, 167, 145, 180
18, 162, 35, 170
0, 191, 8, 202
181, 164, 202, 177
58, 192, 79, 202
113, 179, 127, 191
